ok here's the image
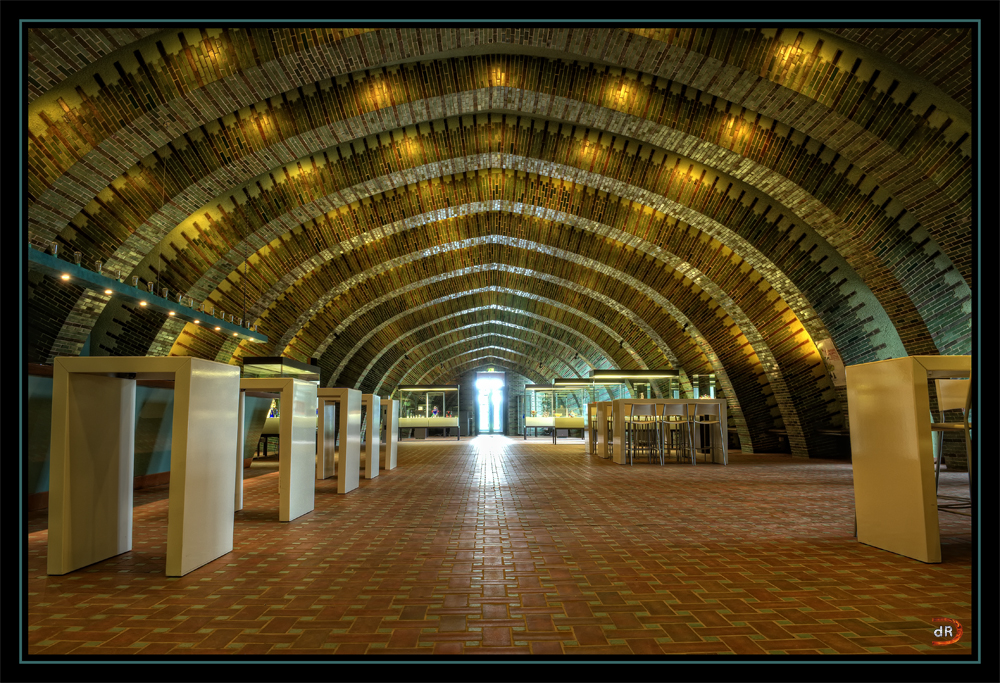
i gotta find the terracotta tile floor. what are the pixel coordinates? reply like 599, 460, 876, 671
25, 437, 975, 658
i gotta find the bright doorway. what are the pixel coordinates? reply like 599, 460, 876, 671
476, 372, 505, 434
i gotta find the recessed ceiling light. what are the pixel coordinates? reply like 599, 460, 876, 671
194, 319, 200, 324
233, 333, 238, 337
215, 326, 221, 331
61, 274, 70, 280
139, 301, 147, 306
168, 311, 175, 316
104, 289, 113, 294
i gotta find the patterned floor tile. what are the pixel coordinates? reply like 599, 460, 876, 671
24, 437, 974, 658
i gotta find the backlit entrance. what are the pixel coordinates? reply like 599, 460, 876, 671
476, 373, 505, 434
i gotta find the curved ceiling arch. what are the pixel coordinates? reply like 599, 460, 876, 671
305, 246, 792, 454
311, 258, 694, 385
260, 234, 802, 430
411, 355, 549, 391
28, 27, 972, 118
403, 336, 583, 384
274, 214, 805, 389
325, 286, 676, 384
269, 196, 854, 361
129, 125, 923, 362
25, 25, 975, 462
33, 44, 968, 360
31, 31, 964, 260
355, 297, 682, 397
123, 146, 915, 374
283, 256, 765, 449
373, 320, 607, 393
413, 347, 566, 387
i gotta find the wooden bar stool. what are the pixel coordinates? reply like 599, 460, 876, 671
931, 379, 973, 516
691, 401, 728, 465
657, 402, 694, 465
625, 403, 656, 465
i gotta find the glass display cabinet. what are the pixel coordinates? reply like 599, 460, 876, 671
241, 356, 319, 455
691, 374, 717, 399
528, 381, 634, 443
242, 356, 321, 384
553, 379, 630, 451
590, 369, 680, 398
396, 385, 460, 440
523, 385, 555, 439
553, 384, 588, 441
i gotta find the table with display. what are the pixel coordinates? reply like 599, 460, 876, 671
846, 355, 972, 564
593, 401, 613, 458
316, 387, 362, 494
47, 356, 240, 577
380, 398, 399, 470
523, 416, 554, 441
237, 378, 317, 522
398, 415, 460, 440
554, 415, 587, 443
610, 398, 728, 465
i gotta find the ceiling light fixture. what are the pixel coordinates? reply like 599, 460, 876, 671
139, 301, 147, 306
60, 274, 70, 280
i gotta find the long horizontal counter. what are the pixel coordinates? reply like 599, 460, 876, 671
398, 417, 459, 428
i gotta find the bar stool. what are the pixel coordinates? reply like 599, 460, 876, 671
626, 403, 656, 465
690, 401, 728, 465
657, 403, 694, 465
931, 378, 972, 516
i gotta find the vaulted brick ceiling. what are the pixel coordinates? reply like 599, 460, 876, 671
26, 26, 974, 457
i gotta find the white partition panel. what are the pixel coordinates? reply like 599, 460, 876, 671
49, 357, 240, 577
362, 394, 380, 480
317, 388, 362, 494
170, 359, 241, 574
240, 378, 317, 522
846, 355, 970, 563
235, 391, 245, 512
380, 399, 399, 470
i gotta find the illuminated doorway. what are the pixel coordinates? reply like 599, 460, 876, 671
476, 372, 505, 434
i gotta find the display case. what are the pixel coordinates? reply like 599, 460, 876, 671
526, 381, 629, 443
691, 374, 717, 399
552, 379, 631, 447
396, 385, 460, 440
524, 385, 555, 439
241, 356, 320, 384
590, 369, 680, 399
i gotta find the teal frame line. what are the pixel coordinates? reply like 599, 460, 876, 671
26, 248, 268, 344
19, 16, 983, 667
